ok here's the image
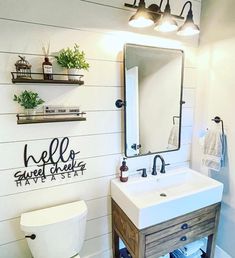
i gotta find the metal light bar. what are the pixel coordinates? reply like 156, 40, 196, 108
124, 1, 184, 20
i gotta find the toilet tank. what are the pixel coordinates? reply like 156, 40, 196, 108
20, 200, 87, 258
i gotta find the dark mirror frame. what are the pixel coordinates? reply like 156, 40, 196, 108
123, 43, 185, 158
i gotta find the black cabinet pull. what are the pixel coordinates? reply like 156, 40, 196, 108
181, 223, 188, 230
25, 234, 36, 240
180, 236, 187, 241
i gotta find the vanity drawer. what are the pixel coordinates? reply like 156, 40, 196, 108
112, 201, 139, 255
143, 203, 218, 236
145, 209, 217, 244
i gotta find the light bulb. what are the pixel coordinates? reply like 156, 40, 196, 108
129, 16, 154, 28
177, 23, 200, 36
154, 14, 178, 32
177, 8, 200, 36
155, 21, 178, 32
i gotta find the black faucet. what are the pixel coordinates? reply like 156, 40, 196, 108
152, 155, 166, 175
137, 168, 147, 177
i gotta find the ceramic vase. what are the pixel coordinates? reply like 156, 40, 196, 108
68, 68, 80, 81
25, 108, 36, 120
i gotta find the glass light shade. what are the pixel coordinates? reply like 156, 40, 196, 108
154, 14, 178, 32
177, 21, 200, 36
129, 9, 155, 28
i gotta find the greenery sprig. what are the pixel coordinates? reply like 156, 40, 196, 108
13, 90, 44, 109
55, 44, 90, 70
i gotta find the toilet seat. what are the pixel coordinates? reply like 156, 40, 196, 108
72, 255, 80, 258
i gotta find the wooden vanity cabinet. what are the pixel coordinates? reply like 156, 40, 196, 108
112, 199, 221, 258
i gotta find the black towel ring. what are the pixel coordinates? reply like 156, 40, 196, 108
212, 116, 224, 136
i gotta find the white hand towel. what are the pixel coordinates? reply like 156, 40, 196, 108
203, 127, 225, 171
168, 125, 179, 148
179, 240, 204, 256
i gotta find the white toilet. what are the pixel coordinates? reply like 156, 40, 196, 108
20, 200, 88, 258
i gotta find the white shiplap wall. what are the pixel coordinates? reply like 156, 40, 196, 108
0, 0, 200, 257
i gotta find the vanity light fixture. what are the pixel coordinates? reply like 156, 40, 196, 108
154, 0, 178, 32
128, 0, 155, 28
125, 0, 200, 36
177, 1, 200, 36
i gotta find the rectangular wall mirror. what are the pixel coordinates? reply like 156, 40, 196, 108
124, 44, 184, 157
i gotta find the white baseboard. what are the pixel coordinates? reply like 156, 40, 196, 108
215, 245, 232, 258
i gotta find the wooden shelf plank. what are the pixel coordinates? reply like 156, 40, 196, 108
17, 116, 86, 125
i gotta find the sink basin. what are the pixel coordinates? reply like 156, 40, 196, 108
111, 167, 223, 229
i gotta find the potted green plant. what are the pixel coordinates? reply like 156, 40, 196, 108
55, 44, 90, 81
13, 90, 44, 119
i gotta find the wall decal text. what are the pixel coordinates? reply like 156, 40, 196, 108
14, 137, 86, 187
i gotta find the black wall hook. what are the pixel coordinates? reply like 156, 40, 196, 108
115, 99, 125, 108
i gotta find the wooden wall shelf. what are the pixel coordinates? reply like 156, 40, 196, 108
16, 113, 86, 125
11, 72, 84, 85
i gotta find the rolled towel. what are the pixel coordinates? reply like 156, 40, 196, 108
179, 249, 202, 258
171, 250, 183, 258
159, 254, 170, 258
171, 249, 202, 258
179, 240, 204, 256
170, 250, 182, 258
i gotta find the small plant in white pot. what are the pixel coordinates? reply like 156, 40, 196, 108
55, 44, 90, 81
13, 90, 44, 119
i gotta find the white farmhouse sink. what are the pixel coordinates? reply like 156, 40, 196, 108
111, 167, 223, 229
